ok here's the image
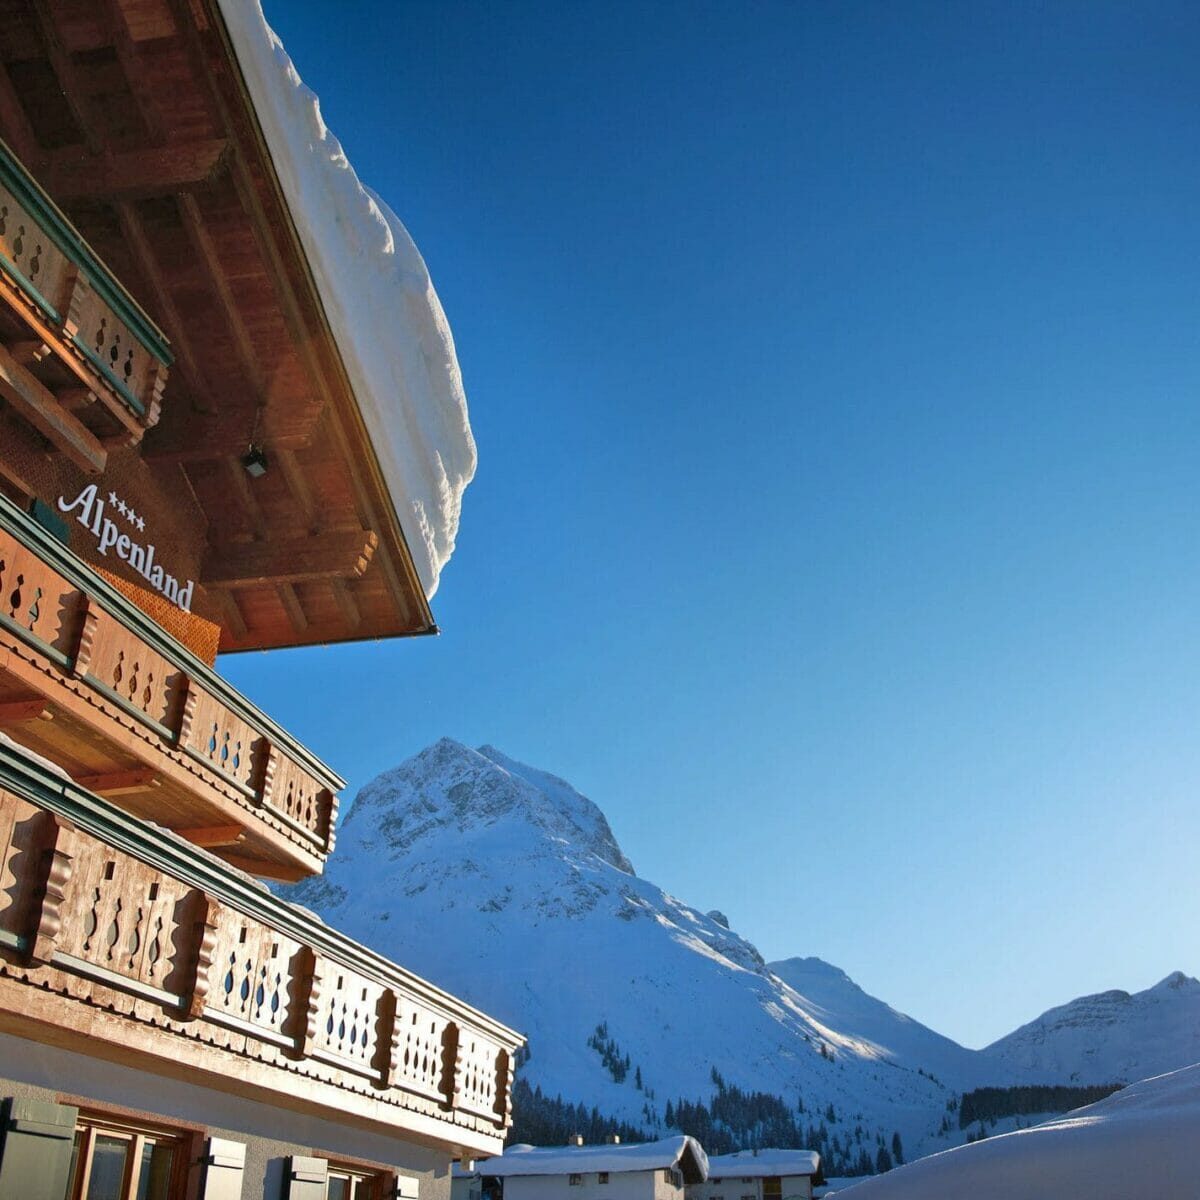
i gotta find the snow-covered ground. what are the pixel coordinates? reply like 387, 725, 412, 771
216, 0, 476, 599
827, 1064, 1200, 1199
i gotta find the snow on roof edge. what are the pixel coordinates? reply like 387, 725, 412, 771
479, 1137, 709, 1180
706, 1149, 821, 1178
214, 0, 477, 602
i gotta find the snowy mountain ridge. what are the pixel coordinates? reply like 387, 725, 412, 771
982, 970, 1200, 1086
289, 739, 1198, 1165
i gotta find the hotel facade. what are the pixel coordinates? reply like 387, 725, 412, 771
0, 1, 521, 1197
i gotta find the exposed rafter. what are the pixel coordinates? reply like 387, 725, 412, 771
203, 531, 379, 589
37, 140, 231, 203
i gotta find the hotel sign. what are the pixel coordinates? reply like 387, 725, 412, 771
57, 484, 195, 611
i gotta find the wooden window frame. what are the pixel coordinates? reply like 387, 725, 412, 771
65, 1111, 189, 1200
326, 1160, 393, 1200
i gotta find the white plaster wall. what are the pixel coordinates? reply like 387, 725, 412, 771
503, 1168, 685, 1200
0, 1030, 449, 1200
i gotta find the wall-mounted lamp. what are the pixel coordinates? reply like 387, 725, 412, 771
241, 444, 268, 478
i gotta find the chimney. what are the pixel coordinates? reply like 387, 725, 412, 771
570, 1134, 584, 1147
606, 1135, 621, 1145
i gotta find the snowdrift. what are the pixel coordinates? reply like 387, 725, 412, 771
833, 1064, 1200, 1199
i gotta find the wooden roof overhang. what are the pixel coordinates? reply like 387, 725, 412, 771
0, 0, 438, 653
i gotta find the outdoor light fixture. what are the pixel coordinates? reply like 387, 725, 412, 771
241, 444, 268, 478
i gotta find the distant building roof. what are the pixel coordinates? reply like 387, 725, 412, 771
706, 1149, 821, 1179
480, 1138, 709, 1183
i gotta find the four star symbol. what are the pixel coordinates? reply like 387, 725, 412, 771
105, 490, 146, 532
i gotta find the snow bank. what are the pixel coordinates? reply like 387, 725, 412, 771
479, 1137, 709, 1180
215, 0, 476, 599
707, 1149, 820, 1179
832, 1064, 1200, 1199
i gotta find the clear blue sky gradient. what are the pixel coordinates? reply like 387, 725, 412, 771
227, 1, 1200, 1048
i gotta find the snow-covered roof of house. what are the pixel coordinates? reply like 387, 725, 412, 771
480, 1138, 709, 1183
216, 0, 476, 602
831, 1065, 1199, 1199
706, 1150, 821, 1179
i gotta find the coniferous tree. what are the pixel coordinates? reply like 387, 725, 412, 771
892, 1132, 904, 1164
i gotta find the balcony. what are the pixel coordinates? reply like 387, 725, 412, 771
0, 739, 521, 1155
0, 139, 172, 472
0, 494, 340, 880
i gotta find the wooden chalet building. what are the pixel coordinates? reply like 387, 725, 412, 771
0, 1, 520, 1197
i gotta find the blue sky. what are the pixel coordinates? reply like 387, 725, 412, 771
226, 0, 1200, 1048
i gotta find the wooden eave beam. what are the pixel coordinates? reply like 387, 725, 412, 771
143, 404, 312, 462
203, 530, 379, 589
73, 767, 159, 796
0, 698, 54, 726
174, 823, 245, 849
0, 342, 107, 475
37, 139, 231, 203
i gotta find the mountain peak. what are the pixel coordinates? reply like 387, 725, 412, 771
339, 739, 635, 875
1149, 970, 1199, 994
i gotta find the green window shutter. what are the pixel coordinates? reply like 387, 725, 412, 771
200, 1137, 246, 1200
285, 1155, 329, 1200
0, 1097, 78, 1200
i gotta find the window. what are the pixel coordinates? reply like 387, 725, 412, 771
327, 1167, 378, 1200
65, 1115, 184, 1200
569, 1175, 583, 1187
762, 1181, 781, 1200
598, 1174, 609, 1185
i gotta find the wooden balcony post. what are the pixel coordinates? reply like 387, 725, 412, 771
374, 987, 400, 1090
176, 675, 199, 746
27, 813, 77, 965
258, 742, 280, 810
440, 1021, 461, 1111
71, 595, 99, 679
182, 891, 222, 1019
60, 265, 89, 342
287, 945, 322, 1058
494, 1049, 513, 1127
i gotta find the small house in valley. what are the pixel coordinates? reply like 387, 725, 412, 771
687, 1149, 823, 1200
480, 1136, 709, 1200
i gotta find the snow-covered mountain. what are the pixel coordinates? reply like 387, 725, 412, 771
769, 958, 983, 1092
980, 971, 1200, 1086
289, 738, 1199, 1168
291, 739, 978, 1163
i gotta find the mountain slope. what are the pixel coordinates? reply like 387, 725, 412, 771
981, 972, 1200, 1085
290, 739, 972, 1163
769, 957, 983, 1091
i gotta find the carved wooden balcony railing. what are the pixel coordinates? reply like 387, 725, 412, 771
0, 138, 172, 473
0, 494, 340, 879
0, 742, 522, 1155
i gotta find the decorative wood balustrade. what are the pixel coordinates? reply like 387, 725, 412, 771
0, 754, 521, 1154
0, 495, 340, 879
0, 139, 172, 471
